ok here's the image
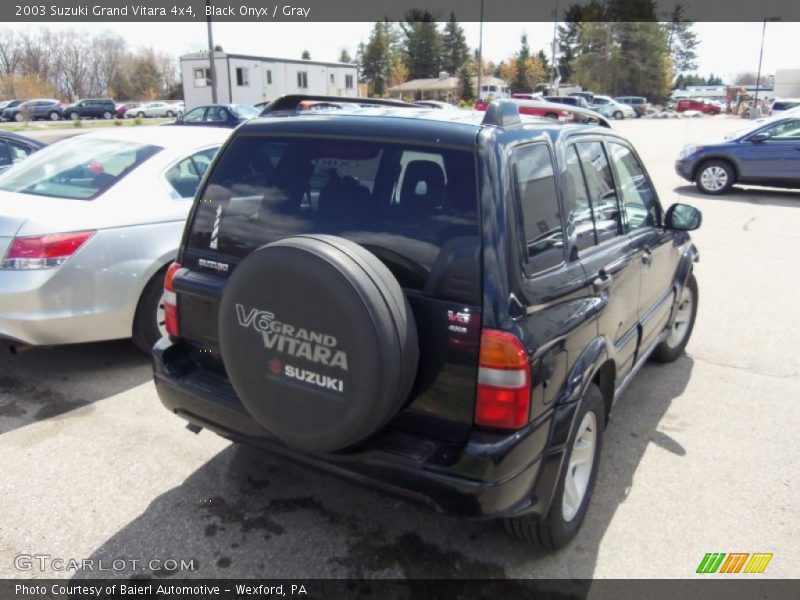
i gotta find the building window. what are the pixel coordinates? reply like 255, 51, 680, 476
193, 68, 211, 87
345, 74, 354, 89
266, 70, 272, 84
297, 71, 308, 89
330, 73, 335, 84
236, 67, 248, 86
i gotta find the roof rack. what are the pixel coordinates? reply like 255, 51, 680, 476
259, 94, 415, 116
481, 100, 522, 128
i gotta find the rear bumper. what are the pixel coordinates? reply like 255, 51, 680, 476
153, 338, 562, 520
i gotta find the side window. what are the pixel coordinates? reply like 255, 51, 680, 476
0, 141, 11, 167
166, 147, 219, 198
575, 142, 622, 244
206, 107, 229, 122
512, 144, 564, 274
563, 145, 596, 254
9, 142, 32, 163
182, 107, 206, 122
761, 119, 800, 140
607, 142, 659, 231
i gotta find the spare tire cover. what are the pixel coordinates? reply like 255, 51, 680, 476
218, 235, 419, 452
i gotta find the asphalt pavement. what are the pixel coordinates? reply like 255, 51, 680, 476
0, 115, 798, 580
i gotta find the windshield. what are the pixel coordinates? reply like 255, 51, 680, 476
0, 136, 161, 200
231, 105, 260, 118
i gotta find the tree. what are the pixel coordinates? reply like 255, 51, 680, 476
511, 33, 532, 93
733, 71, 769, 86
339, 48, 353, 63
665, 2, 699, 74
301, 49, 311, 60
361, 22, 392, 96
402, 10, 443, 79
458, 60, 475, 102
440, 12, 469, 76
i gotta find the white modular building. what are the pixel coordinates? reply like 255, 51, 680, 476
180, 52, 358, 109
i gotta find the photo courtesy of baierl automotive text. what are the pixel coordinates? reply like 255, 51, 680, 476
0, 0, 798, 596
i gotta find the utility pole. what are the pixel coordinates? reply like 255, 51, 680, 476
476, 0, 484, 101
752, 17, 780, 119
550, 0, 559, 94
206, 0, 218, 103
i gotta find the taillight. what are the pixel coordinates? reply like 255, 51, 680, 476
164, 262, 182, 338
2, 230, 95, 270
475, 329, 531, 430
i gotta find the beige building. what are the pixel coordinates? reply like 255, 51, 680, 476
387, 73, 508, 103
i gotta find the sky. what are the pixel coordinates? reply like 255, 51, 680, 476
9, 21, 799, 83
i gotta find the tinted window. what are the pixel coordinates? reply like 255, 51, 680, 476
0, 142, 11, 167
183, 107, 206, 122
563, 145, 596, 254
166, 147, 219, 198
607, 142, 659, 231
760, 119, 800, 140
186, 137, 480, 303
9, 141, 32, 162
512, 144, 564, 273
575, 142, 622, 243
0, 137, 161, 200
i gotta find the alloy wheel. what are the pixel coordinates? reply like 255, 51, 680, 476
700, 166, 728, 191
667, 285, 694, 348
562, 411, 597, 522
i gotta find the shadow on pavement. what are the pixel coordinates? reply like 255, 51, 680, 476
74, 356, 694, 579
674, 184, 800, 207
0, 340, 150, 434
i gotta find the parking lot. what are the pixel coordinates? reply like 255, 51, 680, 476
1, 115, 798, 579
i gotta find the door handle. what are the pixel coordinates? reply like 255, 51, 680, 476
642, 246, 652, 266
592, 271, 613, 293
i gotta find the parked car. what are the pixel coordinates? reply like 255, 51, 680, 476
116, 102, 141, 119
768, 98, 800, 116
153, 96, 701, 551
590, 95, 637, 120
614, 96, 650, 117
675, 114, 800, 194
544, 95, 591, 109
675, 98, 721, 115
569, 91, 595, 104
0, 100, 29, 120
2, 99, 63, 122
413, 100, 461, 110
0, 131, 47, 173
0, 127, 229, 352
63, 98, 117, 120
125, 101, 181, 119
175, 104, 260, 128
475, 99, 569, 120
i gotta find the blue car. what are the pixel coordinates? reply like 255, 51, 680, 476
173, 103, 260, 128
676, 115, 800, 194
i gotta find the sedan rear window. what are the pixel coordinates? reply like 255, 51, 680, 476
0, 137, 161, 200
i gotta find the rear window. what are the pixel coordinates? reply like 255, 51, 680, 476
772, 101, 800, 111
0, 137, 161, 200
186, 135, 481, 303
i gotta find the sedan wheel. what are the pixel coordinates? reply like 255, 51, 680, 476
696, 160, 734, 194
49, 111, 60, 120
137, 111, 145, 118
613, 110, 623, 120
103, 111, 113, 119
69, 112, 79, 120
166, 110, 174, 117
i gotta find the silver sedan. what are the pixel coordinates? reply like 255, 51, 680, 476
0, 126, 230, 351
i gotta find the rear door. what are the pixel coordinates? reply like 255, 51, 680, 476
568, 139, 642, 381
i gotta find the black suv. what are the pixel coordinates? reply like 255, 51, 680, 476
153, 96, 701, 550
62, 98, 116, 120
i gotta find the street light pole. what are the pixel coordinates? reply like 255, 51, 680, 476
477, 0, 484, 101
206, 0, 218, 103
550, 0, 559, 94
752, 17, 780, 119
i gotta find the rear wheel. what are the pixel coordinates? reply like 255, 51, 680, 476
652, 273, 698, 363
102, 111, 113, 119
49, 111, 60, 120
505, 384, 604, 551
132, 267, 168, 353
14, 113, 23, 122
695, 160, 734, 194
613, 110, 623, 120
166, 110, 174, 118
137, 111, 145, 118
69, 111, 79, 120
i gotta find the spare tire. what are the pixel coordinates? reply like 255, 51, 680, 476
218, 235, 419, 452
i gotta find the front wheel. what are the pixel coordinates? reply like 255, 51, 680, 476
69, 112, 79, 120
505, 383, 605, 551
102, 111, 113, 119
613, 110, 623, 120
49, 111, 60, 120
652, 273, 698, 363
132, 268, 168, 353
696, 160, 734, 194
166, 110, 174, 117
14, 113, 23, 122
137, 111, 145, 118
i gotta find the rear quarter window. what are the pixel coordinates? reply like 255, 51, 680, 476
186, 135, 481, 304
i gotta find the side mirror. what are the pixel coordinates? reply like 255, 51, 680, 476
665, 203, 702, 231
749, 132, 770, 143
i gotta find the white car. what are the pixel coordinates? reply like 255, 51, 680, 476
769, 98, 800, 117
0, 127, 230, 351
591, 95, 637, 120
125, 101, 181, 119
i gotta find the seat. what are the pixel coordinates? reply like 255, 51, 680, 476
399, 161, 446, 213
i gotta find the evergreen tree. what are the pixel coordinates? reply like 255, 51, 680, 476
361, 22, 392, 96
511, 33, 532, 93
339, 48, 353, 63
441, 12, 469, 76
401, 10, 443, 79
665, 2, 699, 74
458, 60, 475, 102
301, 49, 311, 60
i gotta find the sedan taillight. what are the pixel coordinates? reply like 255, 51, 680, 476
163, 262, 183, 338
2, 231, 95, 270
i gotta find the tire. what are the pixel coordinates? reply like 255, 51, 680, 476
137, 111, 145, 118
651, 273, 698, 363
613, 110, 623, 120
102, 111, 113, 119
14, 113, 23, 122
132, 267, 168, 353
69, 112, 79, 120
505, 384, 605, 551
695, 159, 734, 194
49, 111, 60, 121
218, 235, 419, 453
166, 110, 174, 118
